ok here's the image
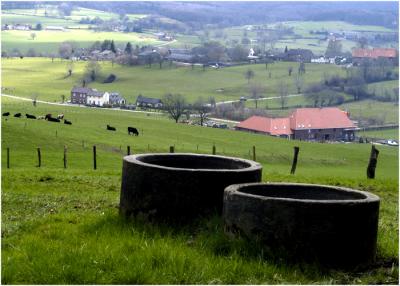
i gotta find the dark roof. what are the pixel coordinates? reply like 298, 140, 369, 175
136, 95, 162, 105
87, 90, 104, 97
166, 53, 194, 62
71, 86, 92, 94
109, 93, 124, 101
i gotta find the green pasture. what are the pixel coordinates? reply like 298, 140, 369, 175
368, 80, 399, 99
1, 58, 347, 104
1, 97, 398, 284
1, 13, 75, 27
357, 128, 399, 140
1, 29, 162, 54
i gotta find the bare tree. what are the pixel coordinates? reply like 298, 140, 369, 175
208, 96, 216, 108
248, 84, 265, 109
288, 66, 293, 76
30, 32, 37, 40
278, 81, 288, 110
294, 74, 304, 94
31, 93, 38, 107
85, 60, 101, 82
193, 97, 211, 126
59, 42, 73, 59
67, 61, 74, 76
162, 93, 187, 123
244, 69, 255, 84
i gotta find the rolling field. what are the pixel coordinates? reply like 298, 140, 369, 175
1, 97, 398, 284
1, 58, 347, 103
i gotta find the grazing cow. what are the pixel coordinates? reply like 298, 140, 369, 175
57, 114, 64, 119
37, 116, 45, 120
2, 112, 10, 116
47, 117, 60, 123
64, 119, 72, 125
45, 114, 52, 120
14, 113, 21, 118
26, 113, 36, 119
128, 127, 139, 136
107, 124, 116, 131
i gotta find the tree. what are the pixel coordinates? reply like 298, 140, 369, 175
85, 60, 101, 82
208, 96, 216, 108
30, 32, 37, 40
304, 83, 325, 107
110, 40, 116, 53
162, 93, 187, 123
67, 61, 74, 76
59, 42, 73, 59
31, 93, 38, 107
241, 37, 250, 45
294, 74, 304, 94
288, 66, 293, 76
357, 37, 368, 49
35, 23, 42, 30
101, 40, 112, 51
27, 48, 36, 57
248, 84, 265, 109
229, 45, 248, 62
125, 42, 132, 54
245, 69, 255, 84
193, 97, 211, 126
298, 62, 306, 74
284, 45, 288, 53
325, 40, 342, 57
58, 2, 73, 17
61, 94, 65, 103
278, 81, 288, 109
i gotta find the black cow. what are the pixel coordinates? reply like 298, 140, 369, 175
26, 113, 36, 119
45, 114, 52, 120
107, 124, 116, 131
47, 117, 60, 123
64, 119, 72, 125
2, 112, 10, 116
128, 127, 139, 136
14, 113, 21, 118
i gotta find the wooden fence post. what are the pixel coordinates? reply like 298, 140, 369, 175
290, 146, 300, 175
252, 145, 256, 161
93, 145, 97, 170
170, 146, 175, 153
63, 146, 67, 169
37, 147, 41, 167
212, 144, 216, 155
367, 145, 379, 179
7, 147, 10, 169
127, 146, 131, 155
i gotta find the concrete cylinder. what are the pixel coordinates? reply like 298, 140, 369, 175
223, 183, 380, 269
120, 153, 262, 221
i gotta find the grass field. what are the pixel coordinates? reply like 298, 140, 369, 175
1, 97, 398, 284
357, 128, 399, 140
1, 58, 348, 104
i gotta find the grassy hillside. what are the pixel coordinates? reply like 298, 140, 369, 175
357, 128, 399, 140
1, 97, 398, 284
2, 58, 347, 103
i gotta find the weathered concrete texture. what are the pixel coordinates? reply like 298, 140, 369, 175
120, 153, 262, 221
223, 183, 380, 269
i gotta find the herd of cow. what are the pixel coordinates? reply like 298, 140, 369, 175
2, 112, 140, 136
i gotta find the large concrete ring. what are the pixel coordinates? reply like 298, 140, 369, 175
120, 153, 262, 221
223, 182, 380, 269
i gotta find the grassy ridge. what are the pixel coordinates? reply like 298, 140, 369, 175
2, 58, 347, 103
1, 97, 398, 284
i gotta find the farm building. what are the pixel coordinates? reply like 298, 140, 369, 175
86, 90, 110, 107
235, 107, 357, 141
71, 86, 92, 104
352, 48, 398, 64
109, 92, 126, 105
136, 95, 163, 109
71, 87, 125, 107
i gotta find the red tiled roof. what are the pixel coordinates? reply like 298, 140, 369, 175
236, 116, 292, 136
289, 108, 356, 130
352, 48, 398, 59
236, 108, 356, 135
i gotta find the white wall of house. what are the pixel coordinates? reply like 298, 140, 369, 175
87, 92, 110, 106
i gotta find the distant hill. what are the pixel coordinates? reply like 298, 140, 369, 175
2, 1, 398, 30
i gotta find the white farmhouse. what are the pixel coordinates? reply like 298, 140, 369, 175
86, 90, 110, 106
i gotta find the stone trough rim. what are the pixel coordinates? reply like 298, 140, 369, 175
123, 153, 262, 173
224, 182, 380, 205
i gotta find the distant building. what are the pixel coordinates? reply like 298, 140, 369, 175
136, 95, 163, 109
45, 26, 65, 31
109, 92, 126, 105
86, 90, 110, 107
71, 86, 92, 104
352, 48, 398, 64
235, 107, 357, 141
277, 48, 314, 63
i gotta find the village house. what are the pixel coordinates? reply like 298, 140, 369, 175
235, 107, 357, 141
86, 90, 110, 107
136, 95, 163, 109
109, 92, 126, 105
71, 86, 92, 104
352, 48, 398, 64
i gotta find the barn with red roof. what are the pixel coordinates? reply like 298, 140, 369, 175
235, 107, 357, 141
352, 48, 398, 65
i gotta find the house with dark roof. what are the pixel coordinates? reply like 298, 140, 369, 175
109, 92, 126, 105
71, 86, 93, 104
235, 107, 357, 141
136, 95, 163, 109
